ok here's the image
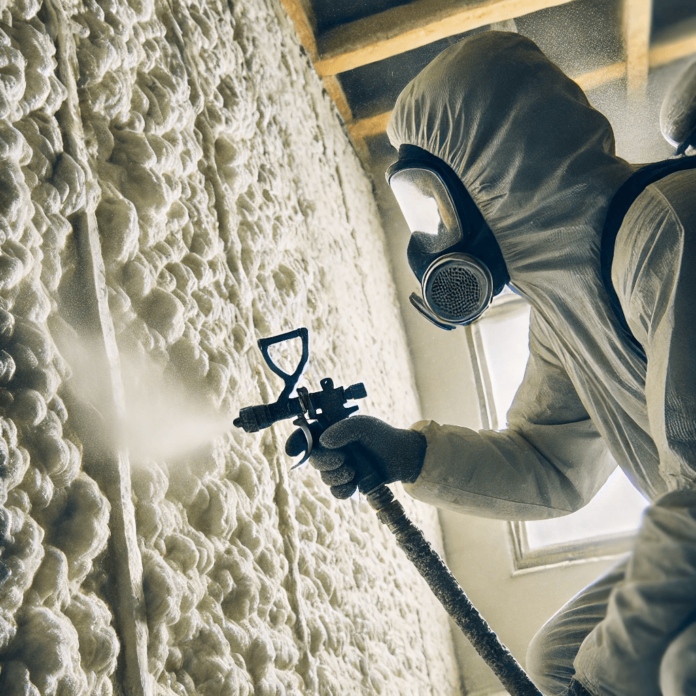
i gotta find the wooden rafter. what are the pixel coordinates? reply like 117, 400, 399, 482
278, 0, 353, 120
321, 74, 353, 123
347, 112, 392, 140
345, 18, 696, 143
278, 0, 317, 56
279, 0, 362, 151
650, 17, 696, 68
575, 62, 627, 91
313, 0, 574, 77
346, 61, 629, 140
279, 0, 696, 162
622, 0, 652, 98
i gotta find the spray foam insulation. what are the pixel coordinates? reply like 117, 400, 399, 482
0, 0, 460, 693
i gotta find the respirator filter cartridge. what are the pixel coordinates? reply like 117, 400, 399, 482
420, 253, 494, 326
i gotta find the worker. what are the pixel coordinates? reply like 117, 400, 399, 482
286, 31, 696, 696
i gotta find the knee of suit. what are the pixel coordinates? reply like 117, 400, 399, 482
660, 621, 696, 696
526, 624, 572, 696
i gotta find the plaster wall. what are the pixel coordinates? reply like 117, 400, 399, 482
0, 0, 461, 693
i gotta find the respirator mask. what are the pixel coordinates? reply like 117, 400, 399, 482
387, 145, 509, 330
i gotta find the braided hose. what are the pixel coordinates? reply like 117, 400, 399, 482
366, 484, 543, 696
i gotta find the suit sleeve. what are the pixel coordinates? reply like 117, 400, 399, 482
404, 310, 616, 521
574, 171, 696, 695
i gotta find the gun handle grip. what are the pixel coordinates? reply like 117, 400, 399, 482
350, 445, 388, 495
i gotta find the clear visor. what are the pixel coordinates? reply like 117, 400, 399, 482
389, 167, 463, 256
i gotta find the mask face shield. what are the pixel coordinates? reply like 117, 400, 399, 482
387, 153, 501, 330
389, 167, 464, 280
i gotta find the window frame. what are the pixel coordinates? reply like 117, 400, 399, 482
468, 293, 637, 574
507, 521, 634, 575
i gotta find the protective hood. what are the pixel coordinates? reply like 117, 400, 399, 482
387, 31, 635, 312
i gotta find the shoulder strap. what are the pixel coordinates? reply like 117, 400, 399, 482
600, 156, 696, 362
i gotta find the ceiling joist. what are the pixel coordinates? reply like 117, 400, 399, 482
346, 64, 630, 140
622, 0, 652, 97
347, 24, 696, 143
278, 0, 354, 124
279, 0, 696, 161
574, 62, 626, 91
650, 17, 696, 68
348, 112, 392, 140
322, 75, 353, 121
278, 0, 317, 57
313, 0, 574, 77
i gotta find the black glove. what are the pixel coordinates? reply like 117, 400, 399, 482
564, 677, 594, 696
285, 415, 427, 499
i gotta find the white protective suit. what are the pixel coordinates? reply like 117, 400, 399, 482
388, 32, 696, 696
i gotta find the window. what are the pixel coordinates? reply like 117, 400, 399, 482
469, 291, 648, 573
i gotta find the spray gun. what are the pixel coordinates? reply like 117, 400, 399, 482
235, 328, 542, 696
233, 328, 384, 492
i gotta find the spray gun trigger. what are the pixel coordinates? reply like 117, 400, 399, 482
296, 387, 316, 419
289, 416, 313, 469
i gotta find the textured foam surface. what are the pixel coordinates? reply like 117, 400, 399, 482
0, 0, 460, 693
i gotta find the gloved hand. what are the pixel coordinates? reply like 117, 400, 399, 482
285, 415, 427, 499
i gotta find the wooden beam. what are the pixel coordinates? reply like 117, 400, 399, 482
314, 0, 575, 77
322, 75, 353, 122
343, 27, 696, 144
278, 0, 317, 57
650, 19, 696, 68
574, 61, 626, 91
622, 0, 652, 98
277, 1, 371, 160
350, 135, 371, 163
347, 111, 392, 139
347, 61, 628, 140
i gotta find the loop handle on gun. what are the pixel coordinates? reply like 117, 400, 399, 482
258, 328, 309, 402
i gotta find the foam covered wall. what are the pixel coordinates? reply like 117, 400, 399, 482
0, 0, 460, 693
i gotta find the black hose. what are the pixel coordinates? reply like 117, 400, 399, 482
367, 484, 543, 696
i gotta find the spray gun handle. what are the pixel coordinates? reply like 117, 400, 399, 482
289, 423, 388, 492
351, 445, 388, 494
258, 328, 309, 402
288, 403, 387, 493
